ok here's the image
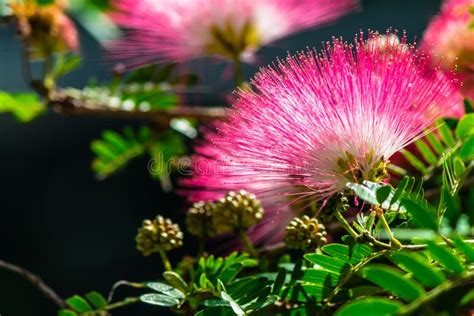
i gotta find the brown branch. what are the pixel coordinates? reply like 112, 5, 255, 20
47, 89, 228, 126
0, 259, 66, 309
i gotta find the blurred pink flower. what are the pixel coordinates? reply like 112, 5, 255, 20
108, 0, 357, 66
422, 0, 474, 106
182, 31, 460, 246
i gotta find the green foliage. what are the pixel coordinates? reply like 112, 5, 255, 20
194, 252, 258, 291
400, 116, 474, 179
67, 0, 119, 43
336, 297, 403, 316
287, 243, 377, 304
0, 91, 45, 122
58, 291, 109, 315
340, 240, 474, 315
91, 126, 150, 179
52, 54, 82, 80
90, 127, 186, 190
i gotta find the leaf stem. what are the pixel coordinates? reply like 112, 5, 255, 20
334, 210, 359, 239
233, 58, 243, 87
376, 208, 402, 249
103, 297, 140, 311
239, 230, 258, 258
322, 250, 388, 311
157, 247, 173, 271
398, 270, 474, 314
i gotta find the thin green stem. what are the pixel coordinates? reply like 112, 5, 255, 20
377, 211, 402, 249
198, 235, 205, 258
398, 270, 474, 314
103, 297, 140, 312
239, 230, 258, 258
334, 210, 359, 239
43, 54, 55, 90
232, 58, 243, 87
322, 250, 388, 311
157, 247, 172, 271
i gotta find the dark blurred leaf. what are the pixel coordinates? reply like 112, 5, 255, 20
464, 99, 473, 114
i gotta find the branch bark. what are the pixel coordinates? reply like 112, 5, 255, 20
0, 259, 66, 308
47, 89, 228, 126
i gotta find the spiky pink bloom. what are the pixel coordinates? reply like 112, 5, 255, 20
422, 0, 474, 106
183, 32, 460, 246
108, 0, 356, 65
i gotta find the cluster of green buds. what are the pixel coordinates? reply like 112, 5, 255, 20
186, 201, 217, 238
212, 190, 265, 234
327, 193, 350, 213
136, 215, 183, 256
284, 215, 327, 251
185, 190, 265, 238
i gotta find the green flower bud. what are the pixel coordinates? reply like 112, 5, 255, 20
136, 215, 183, 256
328, 193, 350, 213
186, 201, 217, 238
213, 190, 264, 234
284, 215, 327, 250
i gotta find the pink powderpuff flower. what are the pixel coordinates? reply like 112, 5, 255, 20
182, 31, 460, 247
108, 0, 357, 66
422, 0, 474, 106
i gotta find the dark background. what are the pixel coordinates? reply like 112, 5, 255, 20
0, 0, 442, 315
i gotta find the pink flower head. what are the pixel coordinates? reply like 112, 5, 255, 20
422, 0, 474, 104
108, 0, 357, 66
183, 31, 460, 246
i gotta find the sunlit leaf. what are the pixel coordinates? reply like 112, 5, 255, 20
336, 297, 402, 316
359, 265, 425, 302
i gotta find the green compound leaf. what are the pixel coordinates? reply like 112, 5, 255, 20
336, 297, 402, 316
436, 118, 456, 147
84, 291, 107, 309
451, 236, 474, 263
414, 139, 438, 165
91, 127, 151, 179
57, 310, 77, 316
455, 113, 474, 139
400, 197, 438, 231
0, 91, 45, 122
162, 271, 188, 295
459, 136, 474, 160
389, 251, 446, 288
65, 295, 92, 312
359, 264, 425, 302
147, 281, 185, 299
139, 293, 180, 307
427, 242, 465, 275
